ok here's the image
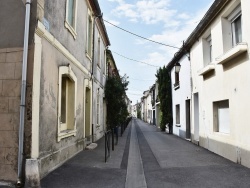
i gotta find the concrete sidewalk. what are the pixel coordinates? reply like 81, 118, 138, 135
41, 123, 132, 188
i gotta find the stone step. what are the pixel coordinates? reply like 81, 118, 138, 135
85, 143, 98, 150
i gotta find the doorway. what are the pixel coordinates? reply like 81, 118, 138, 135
194, 93, 199, 142
85, 87, 91, 140
185, 99, 191, 139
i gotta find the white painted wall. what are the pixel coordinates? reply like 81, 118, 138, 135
171, 56, 191, 138
155, 82, 161, 128
131, 105, 137, 117
146, 93, 152, 124
190, 0, 250, 167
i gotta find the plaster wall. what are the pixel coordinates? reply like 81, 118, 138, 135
0, 1, 25, 48
190, 0, 250, 167
140, 102, 144, 121
44, 0, 92, 72
146, 94, 152, 124
92, 82, 105, 141
38, 38, 88, 178
171, 56, 191, 138
155, 83, 161, 128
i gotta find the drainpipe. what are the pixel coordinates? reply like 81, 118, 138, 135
91, 16, 96, 143
17, 0, 31, 185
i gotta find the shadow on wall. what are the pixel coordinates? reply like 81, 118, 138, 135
223, 52, 248, 72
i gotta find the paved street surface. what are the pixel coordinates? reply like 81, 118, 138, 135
41, 119, 250, 188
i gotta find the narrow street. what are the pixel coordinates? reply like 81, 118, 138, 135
41, 119, 250, 188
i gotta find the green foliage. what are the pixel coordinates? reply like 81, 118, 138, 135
105, 75, 129, 129
137, 105, 141, 119
155, 66, 173, 131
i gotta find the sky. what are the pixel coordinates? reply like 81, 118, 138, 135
99, 0, 214, 104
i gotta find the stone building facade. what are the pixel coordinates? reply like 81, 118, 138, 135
0, 0, 110, 186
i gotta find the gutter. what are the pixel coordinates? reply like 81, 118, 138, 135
17, 0, 31, 186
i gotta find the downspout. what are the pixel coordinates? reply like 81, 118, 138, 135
91, 15, 97, 142
17, 0, 31, 185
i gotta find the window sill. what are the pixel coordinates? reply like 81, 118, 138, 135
216, 43, 248, 65
175, 124, 181, 127
57, 129, 76, 142
174, 83, 180, 90
86, 52, 92, 62
64, 21, 77, 39
198, 64, 215, 76
213, 131, 230, 137
97, 66, 101, 71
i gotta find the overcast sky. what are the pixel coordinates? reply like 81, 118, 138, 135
99, 0, 213, 104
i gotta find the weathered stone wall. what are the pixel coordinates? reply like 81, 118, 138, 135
0, 48, 23, 181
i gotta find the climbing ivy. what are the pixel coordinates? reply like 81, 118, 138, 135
155, 66, 173, 131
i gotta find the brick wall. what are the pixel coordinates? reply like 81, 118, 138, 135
0, 47, 23, 181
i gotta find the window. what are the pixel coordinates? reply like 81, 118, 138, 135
65, 0, 78, 39
176, 104, 180, 124
218, 4, 246, 65
86, 9, 93, 58
174, 72, 180, 89
207, 35, 212, 63
213, 100, 230, 134
148, 110, 151, 119
202, 34, 212, 66
97, 89, 100, 125
97, 36, 101, 67
67, 0, 74, 26
223, 5, 242, 48
58, 66, 77, 141
231, 13, 242, 46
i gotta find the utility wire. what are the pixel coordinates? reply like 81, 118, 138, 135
128, 87, 145, 91
129, 77, 155, 81
104, 19, 180, 49
111, 50, 160, 68
127, 92, 144, 96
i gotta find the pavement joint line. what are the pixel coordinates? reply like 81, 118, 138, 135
135, 119, 161, 169
125, 119, 147, 188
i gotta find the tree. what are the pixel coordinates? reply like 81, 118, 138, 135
105, 75, 129, 129
137, 103, 142, 119
155, 66, 173, 131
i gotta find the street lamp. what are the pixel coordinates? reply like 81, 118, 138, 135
175, 62, 181, 73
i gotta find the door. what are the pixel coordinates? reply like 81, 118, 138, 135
85, 88, 91, 140
194, 93, 199, 141
186, 99, 191, 139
